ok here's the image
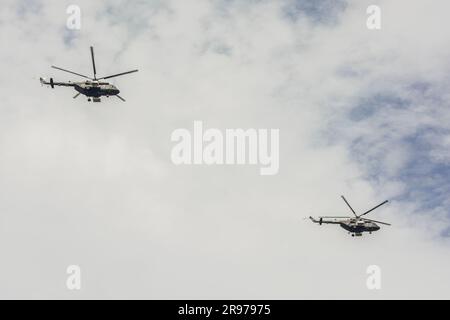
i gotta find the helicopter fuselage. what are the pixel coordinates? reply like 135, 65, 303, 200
339, 219, 380, 235
73, 81, 120, 97
40, 45, 137, 102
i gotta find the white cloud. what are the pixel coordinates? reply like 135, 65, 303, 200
0, 0, 450, 298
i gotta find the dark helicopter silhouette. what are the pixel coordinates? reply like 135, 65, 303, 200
310, 196, 390, 237
40, 46, 138, 102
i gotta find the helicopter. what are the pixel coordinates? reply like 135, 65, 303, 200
309, 195, 390, 237
40, 46, 138, 102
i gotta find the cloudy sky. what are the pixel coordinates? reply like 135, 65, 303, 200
1, 0, 450, 299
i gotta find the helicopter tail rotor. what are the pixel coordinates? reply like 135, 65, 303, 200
308, 216, 323, 225
39, 77, 55, 88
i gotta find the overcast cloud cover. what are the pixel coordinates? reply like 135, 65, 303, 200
1, 0, 450, 299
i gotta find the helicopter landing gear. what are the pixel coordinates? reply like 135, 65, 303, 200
88, 98, 91, 102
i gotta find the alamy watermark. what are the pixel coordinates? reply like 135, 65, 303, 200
66, 5, 81, 30
66, 265, 81, 290
367, 5, 381, 30
366, 265, 381, 290
171, 121, 279, 175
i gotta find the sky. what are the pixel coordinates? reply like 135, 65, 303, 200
0, 0, 450, 299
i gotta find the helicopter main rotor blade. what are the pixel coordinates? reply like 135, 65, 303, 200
359, 200, 389, 217
98, 69, 138, 80
318, 216, 350, 219
52, 66, 93, 80
73, 93, 81, 99
341, 195, 358, 217
90, 46, 97, 80
116, 95, 126, 102
361, 218, 391, 226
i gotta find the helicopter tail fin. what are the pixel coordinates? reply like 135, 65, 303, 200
309, 216, 318, 223
309, 216, 324, 225
40, 77, 55, 88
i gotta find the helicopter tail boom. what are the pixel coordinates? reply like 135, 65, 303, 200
40, 77, 74, 88
40, 77, 54, 88
309, 216, 343, 225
